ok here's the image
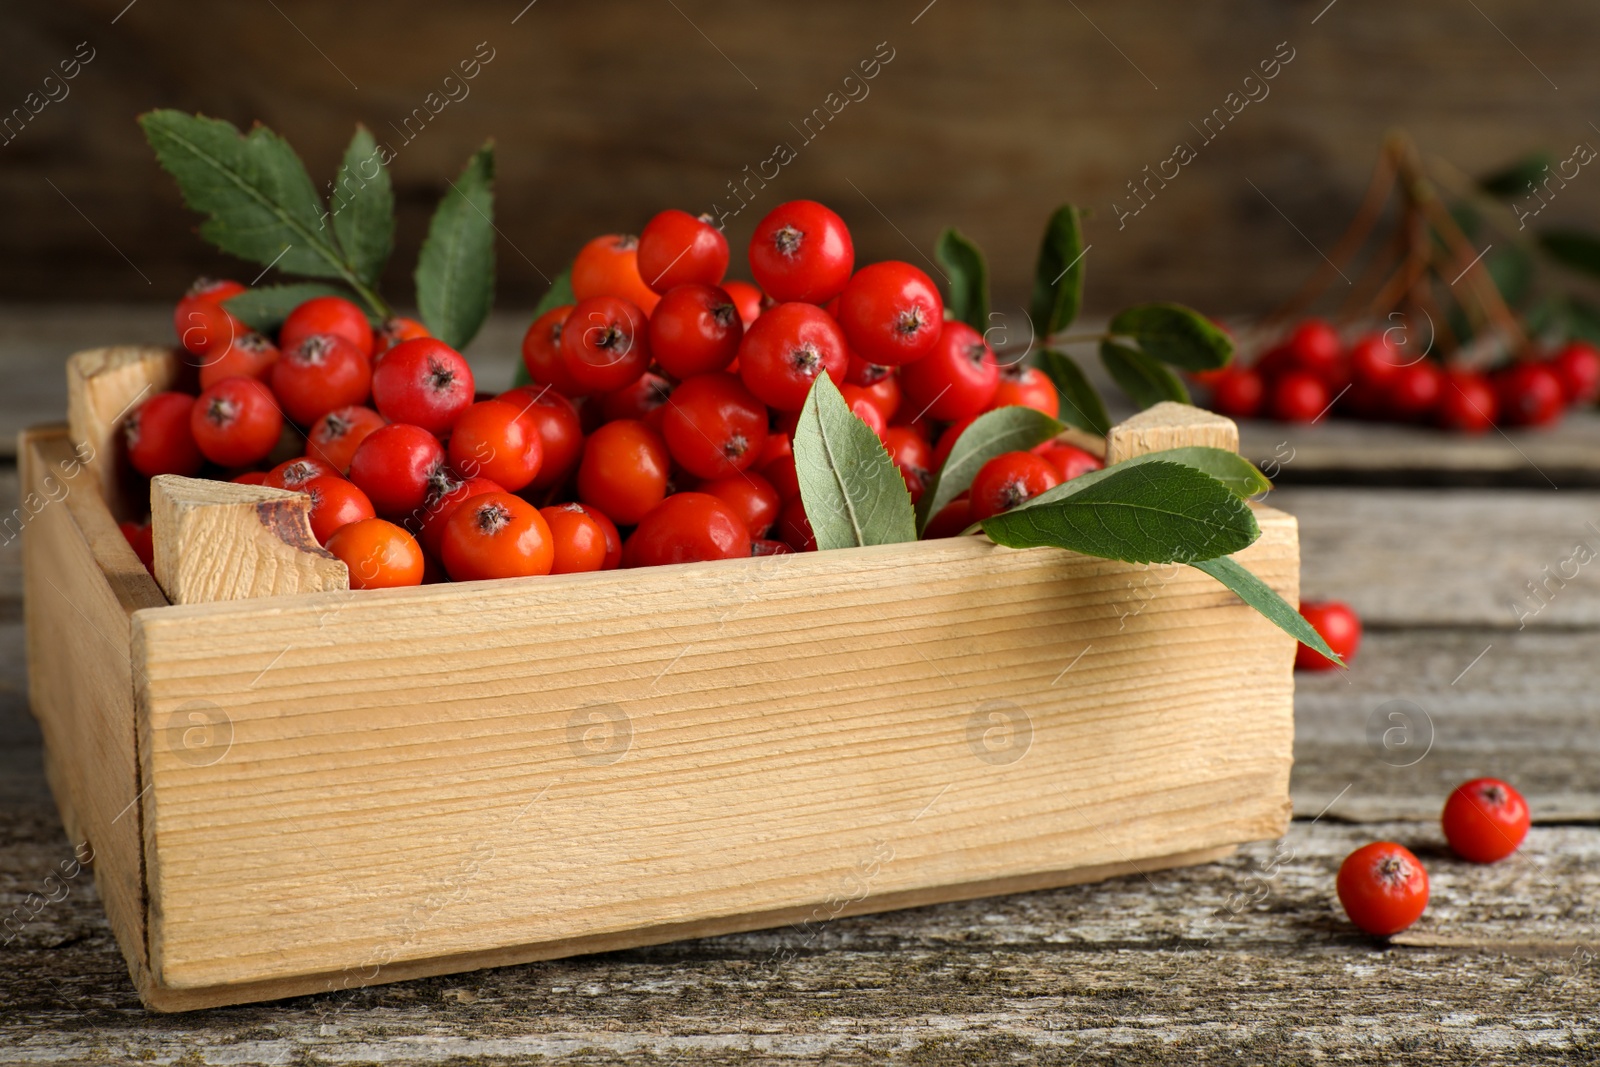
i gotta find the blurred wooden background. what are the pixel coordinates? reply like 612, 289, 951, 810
2, 0, 1597, 315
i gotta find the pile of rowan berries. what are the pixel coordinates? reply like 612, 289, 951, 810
121, 199, 1099, 588
1200, 317, 1600, 431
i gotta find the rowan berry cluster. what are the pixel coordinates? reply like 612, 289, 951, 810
120, 199, 1103, 588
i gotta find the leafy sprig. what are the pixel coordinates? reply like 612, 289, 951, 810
139, 110, 497, 349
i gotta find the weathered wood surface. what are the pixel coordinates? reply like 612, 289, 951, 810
3, 486, 1599, 1060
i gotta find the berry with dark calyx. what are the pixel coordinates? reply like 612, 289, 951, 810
186, 277, 246, 305
200, 332, 279, 390
856, 372, 901, 424
280, 295, 374, 359
264, 455, 338, 490
371, 338, 475, 435
440, 491, 554, 581
988, 364, 1060, 418
836, 261, 944, 366
838, 384, 889, 441
597, 371, 674, 432
1435, 370, 1498, 434
1494, 362, 1567, 427
300, 473, 376, 544
270, 333, 372, 426
125, 392, 204, 478
1337, 841, 1429, 937
648, 284, 743, 379
638, 209, 730, 293
899, 321, 998, 422
1442, 778, 1530, 863
721, 280, 765, 327
748, 200, 854, 304
558, 297, 651, 395
661, 371, 769, 480
846, 353, 892, 386
307, 405, 387, 475
736, 302, 850, 411
190, 377, 283, 468
416, 472, 505, 556
374, 316, 431, 360
347, 423, 448, 518
968, 451, 1062, 521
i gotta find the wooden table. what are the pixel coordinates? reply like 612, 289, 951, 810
2, 310, 1598, 1064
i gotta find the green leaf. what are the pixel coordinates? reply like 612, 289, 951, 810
510, 266, 576, 387
915, 405, 1066, 533
222, 283, 360, 334
1012, 448, 1269, 519
935, 228, 990, 332
330, 125, 394, 289
1108, 303, 1233, 371
1037, 349, 1111, 436
138, 110, 386, 316
1191, 556, 1343, 666
794, 374, 917, 549
1101, 340, 1190, 407
1029, 205, 1085, 337
979, 460, 1259, 564
416, 141, 497, 350
1538, 229, 1600, 281
1480, 152, 1554, 199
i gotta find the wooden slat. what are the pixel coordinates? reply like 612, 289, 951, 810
150, 475, 347, 604
1104, 402, 1237, 463
17, 427, 166, 1003
64, 346, 184, 518
130, 510, 1297, 995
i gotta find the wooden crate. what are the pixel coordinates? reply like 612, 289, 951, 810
20, 346, 1300, 1012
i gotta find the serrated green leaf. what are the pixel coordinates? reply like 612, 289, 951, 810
330, 125, 394, 288
794, 374, 917, 549
916, 406, 1066, 533
935, 228, 990, 332
980, 460, 1258, 564
1016, 447, 1269, 515
1538, 229, 1600, 281
1029, 205, 1085, 337
416, 141, 497, 350
1037, 349, 1111, 436
1191, 556, 1343, 666
1480, 152, 1554, 199
1101, 339, 1191, 407
138, 110, 385, 315
510, 266, 576, 387
222, 283, 359, 334
1108, 303, 1233, 371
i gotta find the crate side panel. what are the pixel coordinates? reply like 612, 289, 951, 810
20, 428, 159, 988
137, 512, 1297, 989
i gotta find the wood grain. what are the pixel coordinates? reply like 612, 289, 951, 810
65, 346, 185, 519
16, 428, 165, 1003
1103, 402, 1238, 463
150, 474, 347, 604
